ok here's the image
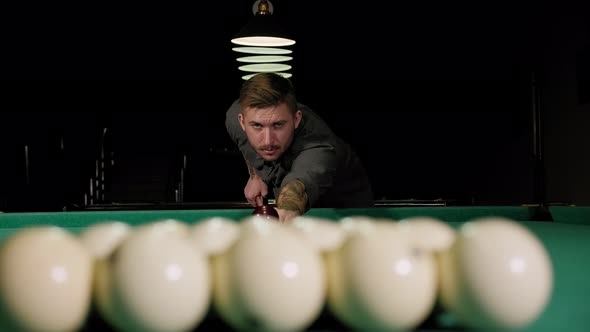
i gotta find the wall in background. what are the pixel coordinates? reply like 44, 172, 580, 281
2, 0, 587, 210
539, 5, 590, 205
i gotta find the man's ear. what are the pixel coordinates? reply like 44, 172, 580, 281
238, 113, 246, 131
294, 110, 302, 129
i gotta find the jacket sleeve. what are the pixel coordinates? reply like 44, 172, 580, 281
280, 142, 338, 209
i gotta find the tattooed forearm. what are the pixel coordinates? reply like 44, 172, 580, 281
277, 180, 307, 214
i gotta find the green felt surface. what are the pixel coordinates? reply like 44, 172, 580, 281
550, 206, 590, 225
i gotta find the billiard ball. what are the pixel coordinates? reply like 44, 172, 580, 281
212, 216, 325, 331
252, 204, 279, 220
397, 216, 456, 252
438, 217, 553, 329
79, 221, 132, 259
190, 217, 240, 256
94, 221, 210, 332
325, 218, 437, 330
289, 216, 346, 251
0, 226, 93, 332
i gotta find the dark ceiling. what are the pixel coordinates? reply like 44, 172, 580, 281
4, 0, 583, 80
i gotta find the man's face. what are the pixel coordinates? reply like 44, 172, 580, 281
239, 102, 302, 161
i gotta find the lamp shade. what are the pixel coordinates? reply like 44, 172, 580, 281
231, 14, 295, 47
231, 0, 295, 80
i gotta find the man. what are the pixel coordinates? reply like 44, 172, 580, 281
225, 73, 373, 222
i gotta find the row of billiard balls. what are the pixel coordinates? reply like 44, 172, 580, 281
0, 215, 552, 332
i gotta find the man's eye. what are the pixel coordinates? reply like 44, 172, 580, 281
252, 124, 262, 129
274, 123, 284, 128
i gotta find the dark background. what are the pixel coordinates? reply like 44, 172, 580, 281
1, 0, 589, 211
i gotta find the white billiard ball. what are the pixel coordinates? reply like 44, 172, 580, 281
212, 216, 325, 331
147, 218, 191, 237
0, 226, 93, 332
339, 215, 379, 235
94, 221, 210, 332
326, 220, 437, 330
289, 216, 346, 251
397, 216, 456, 252
438, 217, 553, 329
79, 221, 131, 259
189, 217, 240, 256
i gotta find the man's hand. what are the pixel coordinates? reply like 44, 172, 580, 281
275, 179, 307, 222
244, 174, 268, 207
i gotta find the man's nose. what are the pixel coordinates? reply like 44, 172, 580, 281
263, 128, 273, 144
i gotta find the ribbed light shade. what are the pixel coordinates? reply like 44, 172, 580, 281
232, 47, 292, 55
237, 55, 293, 63
241, 72, 292, 80
231, 0, 295, 80
231, 36, 295, 47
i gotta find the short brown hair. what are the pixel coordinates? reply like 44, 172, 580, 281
239, 73, 298, 114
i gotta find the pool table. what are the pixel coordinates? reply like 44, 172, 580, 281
0, 205, 588, 331
550, 206, 590, 225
